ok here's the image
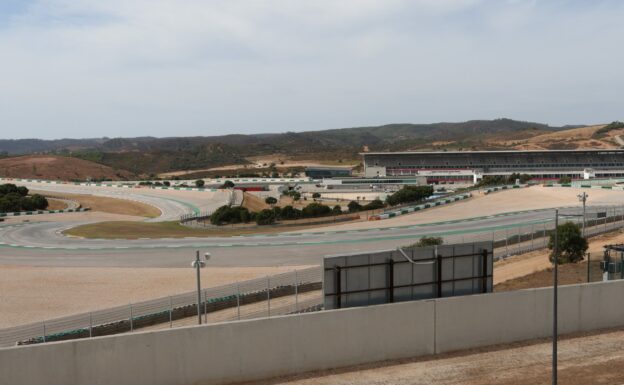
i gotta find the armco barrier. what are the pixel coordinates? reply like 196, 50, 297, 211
2, 279, 624, 385
370, 193, 472, 220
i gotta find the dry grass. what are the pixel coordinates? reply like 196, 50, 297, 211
45, 198, 68, 210
42, 192, 160, 218
242, 192, 271, 212
0, 154, 132, 180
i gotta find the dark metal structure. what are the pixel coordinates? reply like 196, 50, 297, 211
323, 241, 493, 310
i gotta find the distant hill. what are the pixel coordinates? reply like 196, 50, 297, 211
0, 119, 596, 175
0, 155, 133, 181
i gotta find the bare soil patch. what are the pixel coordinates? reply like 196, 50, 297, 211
45, 198, 68, 211
40, 192, 160, 218
0, 155, 133, 180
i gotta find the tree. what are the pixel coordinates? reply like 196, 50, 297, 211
265, 196, 278, 205
195, 179, 205, 188
220, 180, 235, 189
363, 199, 385, 210
255, 209, 276, 225
312, 192, 321, 199
548, 222, 588, 263
301, 203, 331, 218
386, 185, 434, 206
280, 205, 301, 220
332, 205, 342, 215
291, 191, 301, 201
347, 200, 362, 213
163, 181, 171, 187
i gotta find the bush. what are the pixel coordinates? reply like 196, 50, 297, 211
255, 209, 277, 225
386, 185, 434, 206
548, 222, 588, 264
195, 179, 205, 188
301, 203, 331, 218
209, 206, 251, 225
163, 181, 171, 187
265, 197, 278, 205
347, 201, 362, 213
312, 192, 321, 199
332, 205, 343, 215
414, 237, 444, 247
363, 199, 385, 210
280, 205, 302, 220
0, 184, 48, 213
220, 180, 235, 189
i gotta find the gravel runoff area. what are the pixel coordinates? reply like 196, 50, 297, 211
0, 265, 312, 328
250, 328, 624, 385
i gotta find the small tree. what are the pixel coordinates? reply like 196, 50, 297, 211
291, 191, 301, 201
221, 180, 235, 189
332, 205, 342, 215
195, 179, 205, 188
255, 209, 276, 225
347, 200, 362, 213
265, 196, 278, 205
548, 222, 588, 263
312, 192, 321, 199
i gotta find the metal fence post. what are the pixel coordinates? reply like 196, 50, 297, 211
204, 289, 208, 324
294, 270, 299, 312
169, 297, 173, 328
267, 276, 271, 317
129, 304, 133, 332
237, 283, 241, 320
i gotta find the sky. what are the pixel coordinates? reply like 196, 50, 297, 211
0, 0, 623, 139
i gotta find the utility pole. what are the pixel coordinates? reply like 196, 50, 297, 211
553, 209, 559, 385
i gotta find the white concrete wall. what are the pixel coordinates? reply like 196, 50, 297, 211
3, 280, 624, 385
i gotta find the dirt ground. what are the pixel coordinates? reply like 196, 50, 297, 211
0, 265, 312, 328
493, 228, 624, 287
37, 191, 161, 218
254, 328, 624, 385
0, 155, 132, 180
45, 198, 68, 210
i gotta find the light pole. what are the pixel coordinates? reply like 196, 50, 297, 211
553, 209, 559, 385
191, 251, 211, 325
577, 192, 588, 237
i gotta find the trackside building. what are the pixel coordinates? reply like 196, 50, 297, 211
362, 150, 624, 183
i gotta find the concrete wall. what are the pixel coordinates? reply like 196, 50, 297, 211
3, 280, 624, 385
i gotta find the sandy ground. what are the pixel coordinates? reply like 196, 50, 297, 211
257, 328, 624, 385
296, 186, 624, 233
33, 191, 161, 218
3, 211, 145, 224
0, 265, 312, 328
493, 228, 624, 285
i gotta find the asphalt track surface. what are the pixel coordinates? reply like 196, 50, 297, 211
0, 205, 597, 268
0, 180, 616, 269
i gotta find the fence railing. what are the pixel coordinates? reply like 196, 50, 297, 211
0, 267, 322, 348
3, 206, 624, 347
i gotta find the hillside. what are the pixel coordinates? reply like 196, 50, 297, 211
492, 124, 624, 150
0, 119, 570, 174
0, 155, 134, 181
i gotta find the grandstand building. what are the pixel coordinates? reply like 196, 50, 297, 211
362, 150, 624, 184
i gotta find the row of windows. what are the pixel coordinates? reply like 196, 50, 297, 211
385, 163, 624, 170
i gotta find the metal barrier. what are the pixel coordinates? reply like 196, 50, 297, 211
0, 267, 322, 347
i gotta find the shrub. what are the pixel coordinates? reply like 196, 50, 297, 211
414, 237, 444, 247
255, 209, 277, 225
386, 185, 434, 206
195, 179, 205, 188
280, 205, 301, 220
312, 192, 321, 199
332, 205, 342, 215
301, 203, 331, 218
209, 206, 251, 225
348, 201, 362, 213
220, 180, 235, 189
363, 199, 385, 210
265, 197, 278, 205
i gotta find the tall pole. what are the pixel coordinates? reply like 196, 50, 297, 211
196, 250, 202, 325
553, 209, 559, 385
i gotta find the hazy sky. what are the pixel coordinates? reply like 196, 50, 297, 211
1, 0, 623, 139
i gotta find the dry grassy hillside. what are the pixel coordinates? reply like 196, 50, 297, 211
0, 155, 133, 181
492, 124, 624, 150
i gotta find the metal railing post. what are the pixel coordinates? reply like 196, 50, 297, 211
169, 297, 173, 328
294, 270, 299, 312
267, 276, 271, 317
204, 289, 208, 324
237, 283, 241, 320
